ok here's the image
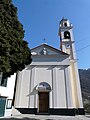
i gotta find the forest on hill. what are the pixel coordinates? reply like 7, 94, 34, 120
79, 69, 90, 113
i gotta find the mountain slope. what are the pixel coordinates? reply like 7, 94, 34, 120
79, 69, 90, 96
79, 69, 90, 113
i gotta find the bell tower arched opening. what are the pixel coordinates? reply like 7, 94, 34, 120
64, 31, 71, 39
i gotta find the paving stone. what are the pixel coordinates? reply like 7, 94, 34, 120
0, 115, 90, 120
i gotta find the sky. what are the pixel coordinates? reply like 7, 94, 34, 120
12, 0, 90, 69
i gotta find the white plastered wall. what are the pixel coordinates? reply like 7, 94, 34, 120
14, 65, 73, 109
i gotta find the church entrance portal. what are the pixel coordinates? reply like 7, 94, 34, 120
38, 92, 49, 113
36, 82, 51, 114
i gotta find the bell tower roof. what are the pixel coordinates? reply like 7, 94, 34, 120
59, 17, 73, 29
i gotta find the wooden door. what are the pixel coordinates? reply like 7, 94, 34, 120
38, 92, 49, 113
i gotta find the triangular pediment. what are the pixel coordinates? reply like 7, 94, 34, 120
31, 44, 68, 56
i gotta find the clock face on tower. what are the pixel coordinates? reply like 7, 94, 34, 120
64, 31, 71, 39
66, 44, 70, 48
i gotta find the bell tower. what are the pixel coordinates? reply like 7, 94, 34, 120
58, 18, 84, 114
58, 18, 74, 57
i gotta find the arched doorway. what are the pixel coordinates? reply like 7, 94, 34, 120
36, 82, 51, 113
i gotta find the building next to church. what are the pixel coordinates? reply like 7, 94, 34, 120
13, 18, 85, 116
0, 73, 16, 117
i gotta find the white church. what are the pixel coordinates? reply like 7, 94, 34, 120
0, 18, 85, 117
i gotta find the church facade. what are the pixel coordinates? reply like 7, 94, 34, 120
14, 18, 84, 115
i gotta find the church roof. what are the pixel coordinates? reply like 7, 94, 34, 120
31, 43, 69, 56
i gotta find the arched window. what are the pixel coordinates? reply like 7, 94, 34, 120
64, 22, 67, 27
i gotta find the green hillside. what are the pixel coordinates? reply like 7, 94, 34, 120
79, 69, 90, 113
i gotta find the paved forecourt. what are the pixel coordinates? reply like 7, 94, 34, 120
0, 114, 90, 120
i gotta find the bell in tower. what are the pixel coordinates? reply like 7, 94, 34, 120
64, 31, 71, 39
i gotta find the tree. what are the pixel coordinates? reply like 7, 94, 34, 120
0, 0, 32, 78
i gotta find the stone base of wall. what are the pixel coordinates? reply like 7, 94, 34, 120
16, 108, 85, 116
